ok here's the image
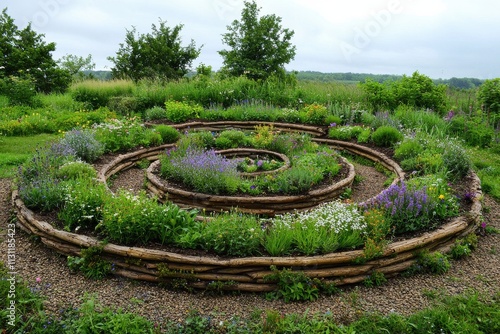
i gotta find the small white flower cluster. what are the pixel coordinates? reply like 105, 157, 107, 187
92, 118, 144, 131
273, 201, 366, 234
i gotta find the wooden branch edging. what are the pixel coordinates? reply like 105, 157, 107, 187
145, 156, 354, 215
11, 122, 483, 292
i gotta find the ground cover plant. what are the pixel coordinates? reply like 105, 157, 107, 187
1, 261, 499, 333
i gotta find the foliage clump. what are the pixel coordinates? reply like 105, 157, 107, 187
361, 71, 447, 113
108, 19, 201, 81
218, 0, 296, 81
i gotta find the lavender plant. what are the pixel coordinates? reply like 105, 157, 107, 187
161, 145, 239, 195
59, 129, 104, 162
362, 181, 438, 234
17, 142, 76, 211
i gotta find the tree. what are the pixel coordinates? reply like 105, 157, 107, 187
218, 0, 296, 81
391, 71, 447, 113
0, 8, 71, 93
108, 20, 201, 82
360, 71, 447, 112
58, 54, 96, 80
477, 78, 500, 126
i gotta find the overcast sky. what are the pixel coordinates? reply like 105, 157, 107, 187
4, 0, 500, 79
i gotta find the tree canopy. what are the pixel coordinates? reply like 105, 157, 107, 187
108, 20, 201, 82
477, 78, 500, 125
218, 1, 296, 81
0, 8, 71, 93
360, 71, 447, 112
58, 54, 95, 80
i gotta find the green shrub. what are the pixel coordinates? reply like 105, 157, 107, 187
142, 129, 163, 146
448, 115, 494, 148
371, 125, 403, 147
177, 130, 216, 149
93, 117, 149, 152
391, 71, 448, 113
165, 100, 203, 122
360, 79, 394, 111
328, 125, 364, 141
3, 75, 39, 106
451, 233, 478, 259
107, 96, 138, 116
264, 266, 319, 302
325, 114, 343, 126
356, 127, 372, 143
274, 167, 319, 194
417, 250, 451, 274
144, 106, 167, 121
155, 124, 180, 143
67, 246, 112, 280
363, 271, 387, 287
58, 178, 109, 231
100, 190, 196, 245
56, 161, 97, 180
200, 212, 263, 256
263, 220, 295, 256
442, 142, 472, 179
477, 78, 500, 127
301, 102, 328, 124
215, 129, 249, 149
394, 138, 424, 160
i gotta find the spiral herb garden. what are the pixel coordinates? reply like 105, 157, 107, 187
12, 100, 482, 296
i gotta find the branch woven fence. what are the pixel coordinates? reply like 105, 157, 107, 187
12, 121, 482, 291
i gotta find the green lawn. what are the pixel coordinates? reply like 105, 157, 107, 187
0, 134, 58, 178
468, 146, 500, 200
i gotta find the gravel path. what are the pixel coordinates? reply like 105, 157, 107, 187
1, 162, 499, 326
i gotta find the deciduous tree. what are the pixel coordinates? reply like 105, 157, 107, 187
108, 20, 201, 82
218, 1, 296, 81
0, 8, 71, 94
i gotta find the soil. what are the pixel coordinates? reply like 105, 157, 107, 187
1, 154, 499, 327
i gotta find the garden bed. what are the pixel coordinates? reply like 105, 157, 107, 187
146, 156, 353, 215
11, 121, 483, 292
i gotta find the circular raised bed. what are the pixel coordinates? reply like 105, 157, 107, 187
146, 155, 354, 215
11, 121, 483, 292
218, 148, 290, 177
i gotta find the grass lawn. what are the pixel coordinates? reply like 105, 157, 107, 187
468, 146, 500, 200
0, 134, 59, 178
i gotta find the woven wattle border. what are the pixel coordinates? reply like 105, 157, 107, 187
11, 122, 483, 291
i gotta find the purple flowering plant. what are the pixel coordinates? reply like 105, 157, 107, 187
17, 142, 76, 211
161, 145, 239, 195
362, 181, 436, 234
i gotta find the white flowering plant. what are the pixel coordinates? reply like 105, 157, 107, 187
263, 201, 367, 256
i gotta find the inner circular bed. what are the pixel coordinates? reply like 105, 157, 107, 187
218, 148, 290, 177
146, 155, 354, 215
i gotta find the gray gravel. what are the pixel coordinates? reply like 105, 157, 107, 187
1, 166, 499, 326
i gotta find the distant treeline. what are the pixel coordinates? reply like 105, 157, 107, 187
84, 70, 483, 90
294, 71, 484, 89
